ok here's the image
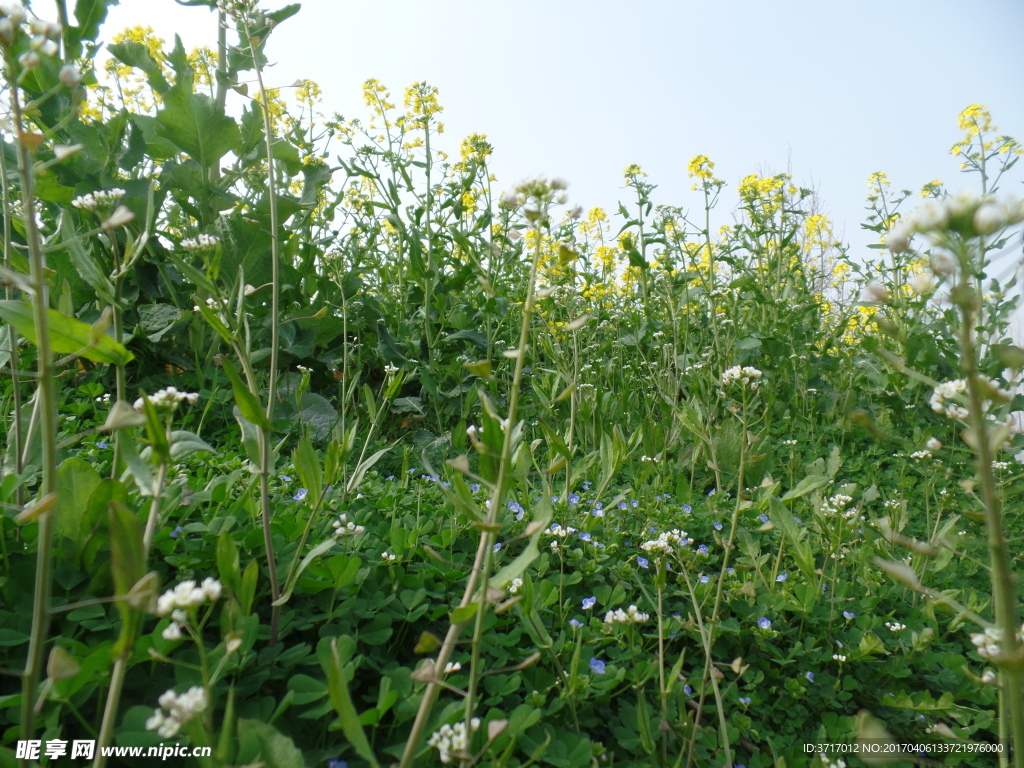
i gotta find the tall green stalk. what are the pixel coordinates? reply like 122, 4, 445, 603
9, 73, 60, 753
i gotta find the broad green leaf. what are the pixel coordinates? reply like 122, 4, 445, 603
109, 500, 145, 655
157, 87, 241, 170
108, 41, 170, 94
54, 458, 100, 543
0, 301, 133, 366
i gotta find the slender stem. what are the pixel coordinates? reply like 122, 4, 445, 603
11, 74, 60, 755
248, 34, 283, 645
0, 117, 24, 504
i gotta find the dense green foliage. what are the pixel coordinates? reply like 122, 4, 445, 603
1, 2, 1023, 767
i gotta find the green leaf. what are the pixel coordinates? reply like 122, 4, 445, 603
54, 458, 101, 544
0, 300, 133, 366
107, 41, 170, 94
156, 87, 241, 170
272, 539, 337, 606
450, 603, 479, 624
119, 436, 154, 496
292, 437, 322, 504
137, 304, 183, 342
60, 214, 116, 307
237, 720, 306, 768
780, 474, 829, 502
222, 359, 270, 429
109, 500, 145, 655
324, 637, 381, 768
376, 322, 409, 366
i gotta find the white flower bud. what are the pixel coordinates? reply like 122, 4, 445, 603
18, 50, 40, 70
884, 223, 911, 253
973, 201, 1004, 234
59, 63, 82, 88
909, 272, 934, 295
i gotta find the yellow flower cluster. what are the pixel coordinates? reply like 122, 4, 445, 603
296, 79, 323, 108
738, 172, 794, 215
687, 154, 714, 180
404, 82, 444, 132
803, 214, 835, 254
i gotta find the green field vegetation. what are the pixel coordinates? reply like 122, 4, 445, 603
1, 2, 1024, 767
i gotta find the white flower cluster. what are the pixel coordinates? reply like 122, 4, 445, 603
0, 5, 64, 71
381, 551, 396, 562
885, 191, 1024, 253
548, 524, 578, 538
820, 494, 858, 519
884, 621, 906, 633
193, 297, 228, 312
332, 513, 365, 537
502, 175, 570, 208
930, 377, 1008, 420
134, 386, 200, 412
426, 718, 480, 764
156, 578, 223, 616
180, 234, 219, 252
721, 366, 763, 390
145, 686, 207, 738
604, 604, 649, 625
162, 608, 189, 641
508, 577, 523, 595
969, 625, 1024, 660
641, 529, 691, 555
71, 188, 126, 211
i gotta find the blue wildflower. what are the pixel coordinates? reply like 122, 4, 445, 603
170, 525, 183, 539
96, 441, 108, 450
293, 488, 308, 501
699, 574, 709, 583
758, 514, 769, 523
697, 544, 708, 555
327, 760, 348, 768
471, 483, 480, 493
579, 532, 592, 542
843, 611, 855, 620
618, 501, 627, 510
637, 557, 649, 569
493, 542, 502, 552
757, 617, 771, 630
776, 573, 788, 582
682, 504, 693, 513
582, 596, 596, 610
631, 499, 639, 508
568, 494, 580, 506
739, 697, 751, 705
805, 671, 815, 683
589, 657, 606, 674
278, 474, 292, 482
570, 618, 583, 629
683, 684, 693, 696
713, 522, 723, 530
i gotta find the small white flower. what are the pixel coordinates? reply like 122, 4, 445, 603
381, 551, 396, 562
162, 622, 183, 641
925, 437, 942, 451
444, 661, 461, 674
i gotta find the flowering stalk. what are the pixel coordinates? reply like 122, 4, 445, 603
398, 177, 564, 768
3, 15, 61, 743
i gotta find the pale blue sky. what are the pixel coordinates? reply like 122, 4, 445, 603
104, 0, 1024, 258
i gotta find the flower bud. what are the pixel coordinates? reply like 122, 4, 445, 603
59, 63, 82, 88
909, 272, 934, 295
884, 223, 911, 253
17, 49, 39, 70
973, 201, 1004, 234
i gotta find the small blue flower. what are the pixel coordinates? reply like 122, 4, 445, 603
738, 696, 751, 705
96, 441, 108, 449
493, 542, 502, 552
637, 557, 649, 569
758, 514, 769, 523
582, 596, 596, 610
697, 544, 708, 555
327, 760, 348, 768
278, 474, 292, 482
406, 467, 416, 474
805, 671, 815, 683
713, 522, 723, 530
594, 501, 603, 510
726, 567, 735, 575
757, 617, 771, 630
699, 574, 710, 583
569, 618, 583, 629
794, 517, 802, 524
649, 525, 658, 533
386, 475, 395, 481
568, 494, 580, 506
471, 483, 480, 493
776, 573, 788, 582
589, 657, 606, 674
580, 532, 593, 542
508, 501, 523, 513
516, 509, 525, 521
682, 504, 693, 513
551, 495, 559, 503
293, 488, 308, 501
618, 501, 627, 510
843, 611, 855, 620
442, 481, 451, 487
582, 481, 592, 490
708, 489, 716, 497
683, 684, 693, 696
593, 508, 605, 518
169, 525, 183, 539
631, 500, 639, 508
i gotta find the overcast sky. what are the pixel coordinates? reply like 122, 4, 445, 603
103, 0, 1024, 260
